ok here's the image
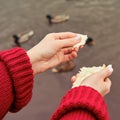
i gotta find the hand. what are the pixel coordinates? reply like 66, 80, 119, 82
27, 32, 82, 75
71, 66, 113, 96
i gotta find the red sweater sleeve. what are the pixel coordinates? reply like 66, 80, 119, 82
0, 47, 33, 119
51, 86, 110, 120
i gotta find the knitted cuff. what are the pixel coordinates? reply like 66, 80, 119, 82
51, 86, 109, 120
0, 47, 34, 112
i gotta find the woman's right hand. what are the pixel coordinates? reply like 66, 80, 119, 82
71, 65, 113, 96
27, 32, 81, 75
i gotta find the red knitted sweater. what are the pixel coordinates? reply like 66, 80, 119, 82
51, 86, 110, 120
0, 47, 109, 120
0, 47, 33, 119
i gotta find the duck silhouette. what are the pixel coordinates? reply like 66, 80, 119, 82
12, 30, 34, 47
46, 14, 70, 24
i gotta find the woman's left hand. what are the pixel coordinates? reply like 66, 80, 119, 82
71, 65, 113, 96
27, 32, 82, 75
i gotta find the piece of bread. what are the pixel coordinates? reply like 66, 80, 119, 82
72, 64, 108, 88
73, 34, 88, 48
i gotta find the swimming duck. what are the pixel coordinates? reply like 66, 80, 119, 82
12, 30, 34, 47
18, 30, 34, 43
86, 37, 95, 46
46, 14, 70, 24
51, 61, 75, 73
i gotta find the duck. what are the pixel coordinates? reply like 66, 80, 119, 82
86, 37, 95, 46
46, 14, 70, 24
11, 30, 34, 47
51, 61, 75, 73
18, 30, 34, 43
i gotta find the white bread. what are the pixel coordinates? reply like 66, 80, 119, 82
73, 34, 88, 48
72, 64, 107, 88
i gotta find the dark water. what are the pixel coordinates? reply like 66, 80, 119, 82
0, 0, 119, 120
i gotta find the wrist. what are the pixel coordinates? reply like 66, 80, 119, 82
27, 51, 50, 75
26, 51, 34, 74
32, 61, 50, 75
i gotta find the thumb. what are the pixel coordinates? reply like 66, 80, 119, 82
99, 65, 113, 79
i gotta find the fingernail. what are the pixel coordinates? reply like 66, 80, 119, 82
107, 64, 113, 73
75, 34, 81, 40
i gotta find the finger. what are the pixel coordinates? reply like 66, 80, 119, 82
72, 47, 79, 52
62, 46, 81, 54
64, 51, 77, 61
99, 65, 113, 79
71, 73, 79, 83
59, 38, 81, 48
71, 76, 76, 83
62, 47, 79, 55
80, 45, 84, 49
104, 78, 112, 88
61, 47, 73, 54
53, 32, 77, 39
56, 34, 81, 48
